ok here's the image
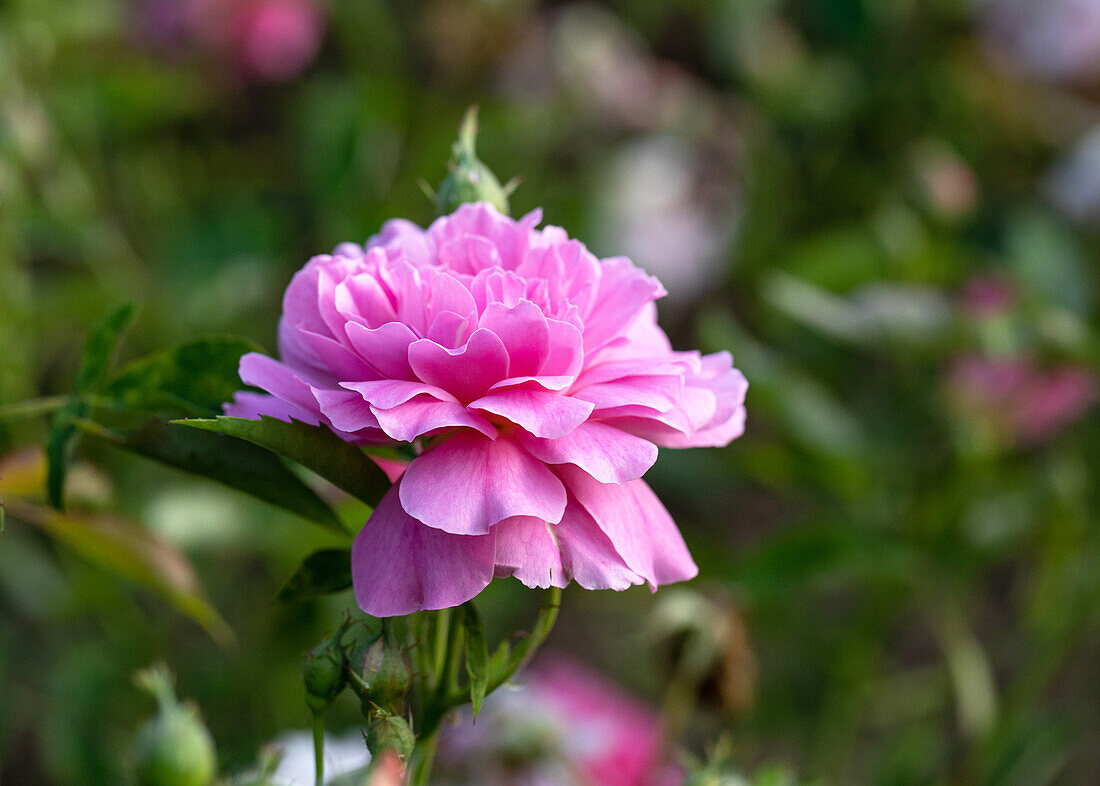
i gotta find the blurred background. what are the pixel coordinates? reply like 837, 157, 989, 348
2, 0, 1099, 783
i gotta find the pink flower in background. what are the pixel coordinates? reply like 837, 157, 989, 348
947, 355, 1096, 445
180, 0, 324, 82
233, 0, 324, 82
227, 202, 747, 617
437, 658, 680, 786
959, 273, 1017, 317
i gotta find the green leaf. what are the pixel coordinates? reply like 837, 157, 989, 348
78, 419, 348, 536
461, 601, 489, 717
45, 304, 136, 509
11, 499, 233, 646
104, 337, 262, 417
277, 549, 353, 602
176, 416, 392, 507
77, 303, 136, 393
45, 399, 87, 510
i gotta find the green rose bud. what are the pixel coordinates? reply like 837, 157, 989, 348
132, 665, 217, 786
357, 623, 412, 710
365, 711, 414, 759
434, 106, 513, 217
303, 619, 352, 713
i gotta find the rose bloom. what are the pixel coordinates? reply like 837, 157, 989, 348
185, 0, 324, 82
227, 203, 747, 617
436, 658, 680, 786
948, 355, 1096, 445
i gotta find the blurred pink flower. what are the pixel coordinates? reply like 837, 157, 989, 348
227, 203, 746, 617
233, 0, 324, 82
947, 355, 1096, 445
184, 0, 324, 82
437, 657, 680, 786
959, 273, 1017, 317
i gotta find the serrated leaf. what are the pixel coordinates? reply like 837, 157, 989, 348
277, 548, 353, 602
461, 601, 489, 717
176, 416, 392, 507
8, 498, 233, 646
78, 419, 347, 536
104, 336, 262, 417
77, 303, 136, 393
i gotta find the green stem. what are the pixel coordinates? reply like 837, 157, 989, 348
0, 395, 73, 420
409, 586, 563, 785
406, 732, 438, 786
486, 586, 561, 695
311, 712, 325, 786
430, 609, 450, 691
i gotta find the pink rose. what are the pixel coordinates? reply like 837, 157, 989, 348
227, 202, 747, 617
438, 657, 680, 786
948, 355, 1096, 445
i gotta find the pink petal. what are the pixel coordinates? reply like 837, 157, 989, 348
408, 329, 510, 404
425, 311, 472, 349
468, 389, 594, 439
313, 387, 382, 432
428, 202, 532, 270
399, 432, 567, 535
582, 257, 666, 354
352, 482, 495, 617
541, 319, 585, 379
426, 270, 477, 325
223, 391, 320, 426
345, 321, 417, 380
571, 374, 684, 414
554, 500, 645, 591
435, 235, 503, 276
369, 455, 407, 483
378, 260, 429, 336
371, 397, 496, 442
513, 422, 657, 484
560, 466, 697, 589
492, 516, 568, 589
366, 218, 433, 266
238, 353, 324, 421
285, 322, 376, 384
342, 379, 457, 409
334, 272, 397, 328
478, 300, 550, 378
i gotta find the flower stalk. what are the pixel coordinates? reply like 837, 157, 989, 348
404, 586, 562, 785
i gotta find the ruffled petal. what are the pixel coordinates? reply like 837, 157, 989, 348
313, 387, 382, 433
408, 329, 510, 403
581, 257, 666, 354
492, 516, 568, 589
371, 398, 496, 442
223, 391, 320, 426
345, 321, 418, 380
352, 482, 495, 617
559, 466, 697, 589
478, 300, 551, 378
554, 499, 646, 591
399, 432, 567, 535
513, 422, 657, 484
468, 389, 593, 439
238, 353, 324, 422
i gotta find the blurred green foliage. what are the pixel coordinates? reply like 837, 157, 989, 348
2, 0, 1099, 783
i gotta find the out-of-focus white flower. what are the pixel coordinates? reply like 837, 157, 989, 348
980, 0, 1100, 81
594, 135, 738, 300
1046, 126, 1100, 223
252, 730, 370, 785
